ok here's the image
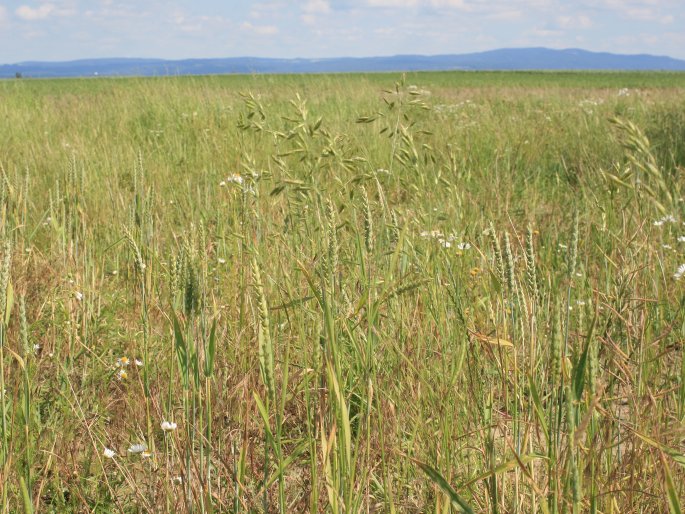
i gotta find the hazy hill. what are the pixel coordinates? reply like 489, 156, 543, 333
2, 47, 685, 78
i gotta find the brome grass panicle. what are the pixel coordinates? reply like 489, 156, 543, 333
503, 231, 516, 294
568, 210, 579, 278
361, 186, 374, 255
0, 240, 10, 319
525, 226, 539, 303
252, 256, 275, 402
550, 300, 563, 387
489, 222, 505, 284
389, 209, 400, 246
325, 198, 339, 290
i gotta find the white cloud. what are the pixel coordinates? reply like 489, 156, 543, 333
303, 0, 331, 13
368, 0, 467, 6
557, 14, 592, 29
15, 2, 76, 21
368, 0, 418, 6
16, 4, 55, 20
0, 6, 7, 23
487, 10, 522, 21
530, 27, 563, 37
241, 21, 278, 35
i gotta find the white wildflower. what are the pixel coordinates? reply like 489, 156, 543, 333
678, 236, 685, 243
74, 291, 83, 301
457, 242, 471, 251
161, 421, 178, 432
226, 174, 244, 185
103, 447, 116, 459
127, 443, 148, 454
654, 215, 677, 226
675, 264, 685, 280
218, 258, 226, 265
117, 356, 130, 367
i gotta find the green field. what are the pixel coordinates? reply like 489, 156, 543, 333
1, 71, 685, 512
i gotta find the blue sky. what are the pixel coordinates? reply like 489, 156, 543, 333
0, 0, 683, 63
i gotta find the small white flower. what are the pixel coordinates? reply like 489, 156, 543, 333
655, 215, 677, 227
127, 443, 148, 454
663, 244, 673, 250
439, 239, 451, 248
116, 368, 128, 380
74, 291, 83, 301
161, 421, 178, 432
218, 258, 226, 265
219, 181, 226, 187
678, 236, 685, 243
226, 174, 244, 185
134, 358, 144, 367
117, 357, 130, 367
675, 264, 685, 280
103, 447, 116, 459
457, 242, 471, 251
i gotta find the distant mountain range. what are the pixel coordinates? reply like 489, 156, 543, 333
2, 48, 685, 78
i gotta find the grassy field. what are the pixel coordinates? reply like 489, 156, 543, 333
0, 70, 685, 512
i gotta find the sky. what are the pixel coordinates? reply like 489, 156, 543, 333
0, 0, 683, 63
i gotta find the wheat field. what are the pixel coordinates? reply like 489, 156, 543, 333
0, 71, 684, 512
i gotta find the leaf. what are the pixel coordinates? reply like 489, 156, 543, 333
171, 310, 188, 389
473, 332, 513, 348
571, 320, 592, 402
528, 376, 549, 441
204, 318, 217, 378
632, 430, 685, 469
463, 454, 546, 488
659, 451, 683, 514
484, 337, 513, 348
326, 361, 351, 468
5, 280, 14, 326
252, 391, 275, 444
20, 477, 33, 514
416, 461, 475, 514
